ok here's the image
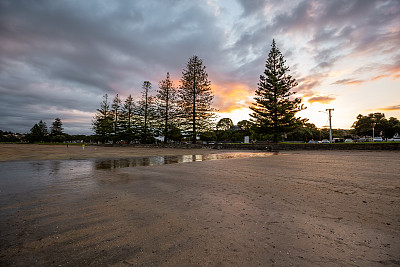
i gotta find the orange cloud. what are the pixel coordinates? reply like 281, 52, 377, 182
377, 105, 400, 111
212, 82, 254, 113
372, 74, 390, 81
307, 95, 336, 104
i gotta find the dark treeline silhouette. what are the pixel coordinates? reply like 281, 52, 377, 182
352, 113, 400, 139
92, 56, 216, 144
0, 118, 92, 143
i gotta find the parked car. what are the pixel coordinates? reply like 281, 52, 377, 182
387, 134, 400, 142
321, 139, 330, 143
344, 139, 353, 143
373, 137, 383, 142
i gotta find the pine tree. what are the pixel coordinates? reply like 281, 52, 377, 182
250, 40, 305, 142
156, 72, 179, 143
111, 94, 122, 136
179, 56, 215, 143
50, 118, 64, 136
28, 120, 48, 142
136, 81, 156, 143
92, 94, 113, 143
121, 94, 136, 142
38, 120, 48, 136
29, 124, 43, 142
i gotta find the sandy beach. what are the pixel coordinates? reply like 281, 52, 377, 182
0, 144, 399, 266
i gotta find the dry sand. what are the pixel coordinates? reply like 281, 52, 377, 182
0, 144, 399, 266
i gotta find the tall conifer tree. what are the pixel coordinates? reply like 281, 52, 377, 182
156, 72, 179, 143
250, 40, 305, 142
136, 81, 156, 143
179, 56, 215, 143
111, 94, 122, 136
50, 118, 64, 135
121, 94, 136, 142
92, 94, 113, 143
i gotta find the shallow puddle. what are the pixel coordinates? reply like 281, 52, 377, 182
94, 152, 275, 170
0, 152, 274, 197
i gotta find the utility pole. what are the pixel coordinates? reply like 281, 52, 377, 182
326, 108, 334, 143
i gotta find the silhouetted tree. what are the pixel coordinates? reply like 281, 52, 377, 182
50, 118, 64, 135
121, 94, 136, 142
27, 120, 48, 142
156, 72, 179, 143
216, 118, 233, 131
250, 39, 305, 142
50, 118, 65, 142
38, 120, 48, 136
29, 124, 42, 142
111, 94, 123, 137
386, 117, 400, 138
0, 130, 20, 142
286, 123, 317, 142
200, 131, 216, 142
167, 124, 183, 142
352, 113, 399, 138
215, 118, 233, 141
136, 81, 156, 143
92, 94, 113, 143
179, 56, 216, 143
237, 120, 253, 132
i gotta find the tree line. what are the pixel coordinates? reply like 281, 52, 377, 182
92, 41, 307, 144
92, 56, 216, 144
20, 118, 75, 143
1, 118, 90, 143
351, 113, 400, 139
9, 111, 396, 144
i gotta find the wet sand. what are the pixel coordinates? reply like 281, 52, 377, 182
0, 145, 399, 266
0, 144, 217, 162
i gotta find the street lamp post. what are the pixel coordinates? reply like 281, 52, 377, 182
372, 123, 376, 141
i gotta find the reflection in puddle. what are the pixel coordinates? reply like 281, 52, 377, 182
0, 152, 275, 197
95, 152, 274, 170
0, 159, 96, 197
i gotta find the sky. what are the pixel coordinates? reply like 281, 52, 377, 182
0, 0, 399, 135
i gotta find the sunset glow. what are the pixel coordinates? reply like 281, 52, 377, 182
0, 0, 399, 134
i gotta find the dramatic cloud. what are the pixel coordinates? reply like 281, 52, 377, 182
213, 82, 253, 112
307, 95, 336, 104
0, 0, 399, 133
295, 73, 327, 97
